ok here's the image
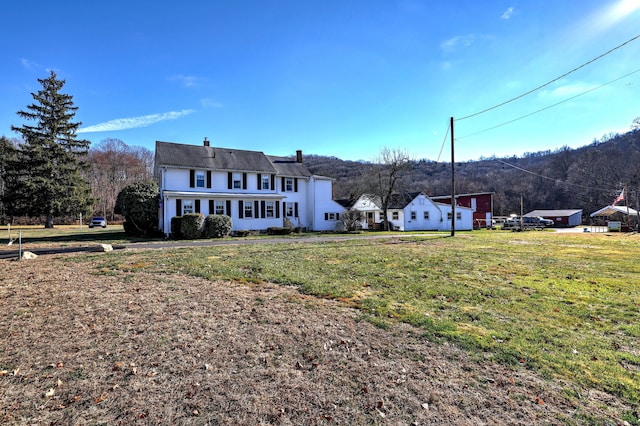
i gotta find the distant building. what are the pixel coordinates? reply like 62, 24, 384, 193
525, 209, 583, 227
431, 192, 494, 229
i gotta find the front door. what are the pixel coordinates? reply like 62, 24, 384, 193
367, 212, 375, 229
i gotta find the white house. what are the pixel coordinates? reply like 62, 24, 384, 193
346, 192, 473, 231
154, 140, 345, 235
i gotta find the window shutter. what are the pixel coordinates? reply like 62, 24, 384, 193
254, 200, 259, 217
325, 213, 328, 220
209, 200, 214, 213
189, 170, 195, 188
195, 199, 201, 213
238, 201, 244, 219
242, 173, 247, 189
270, 175, 275, 191
294, 202, 299, 217
294, 178, 298, 192
275, 201, 280, 218
261, 201, 266, 218
281, 177, 285, 191
176, 199, 182, 215
206, 171, 212, 188
226, 200, 231, 216
336, 213, 340, 220
257, 173, 262, 190
227, 172, 232, 189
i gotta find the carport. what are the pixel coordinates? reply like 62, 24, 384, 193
589, 205, 639, 232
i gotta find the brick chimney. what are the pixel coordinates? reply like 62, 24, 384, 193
203, 137, 210, 147
296, 150, 303, 163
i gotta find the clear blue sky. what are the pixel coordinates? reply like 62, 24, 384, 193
2, 0, 639, 162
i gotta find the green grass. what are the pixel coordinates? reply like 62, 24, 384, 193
68, 232, 640, 404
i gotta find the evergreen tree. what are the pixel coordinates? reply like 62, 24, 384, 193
0, 136, 18, 223
10, 71, 93, 228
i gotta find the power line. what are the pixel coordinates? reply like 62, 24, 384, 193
457, 68, 640, 140
435, 121, 451, 162
495, 158, 617, 193
455, 33, 640, 121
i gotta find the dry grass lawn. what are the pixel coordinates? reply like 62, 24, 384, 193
0, 253, 633, 425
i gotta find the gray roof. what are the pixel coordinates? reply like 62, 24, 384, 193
267, 155, 313, 177
155, 141, 279, 173
525, 209, 582, 217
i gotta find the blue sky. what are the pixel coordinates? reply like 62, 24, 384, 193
2, 0, 640, 162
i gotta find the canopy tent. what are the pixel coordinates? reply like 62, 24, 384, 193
589, 205, 639, 217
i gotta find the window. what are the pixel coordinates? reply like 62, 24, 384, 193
183, 200, 194, 214
410, 211, 417, 220
285, 202, 294, 217
244, 201, 253, 218
262, 175, 270, 190
285, 177, 294, 192
325, 212, 339, 220
215, 200, 225, 215
424, 211, 430, 220
265, 201, 275, 218
447, 212, 452, 220
196, 171, 205, 188
233, 173, 242, 189
457, 212, 462, 220
392, 212, 399, 220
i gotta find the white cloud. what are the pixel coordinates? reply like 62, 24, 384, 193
78, 109, 195, 133
542, 82, 599, 98
200, 98, 223, 108
169, 74, 204, 88
501, 7, 514, 20
21, 58, 42, 70
440, 35, 474, 52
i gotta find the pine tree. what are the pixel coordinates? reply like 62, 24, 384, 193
11, 71, 93, 228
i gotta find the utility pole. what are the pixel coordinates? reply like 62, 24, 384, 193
450, 116, 455, 237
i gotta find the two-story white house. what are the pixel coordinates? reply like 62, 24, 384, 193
346, 192, 473, 231
154, 139, 345, 236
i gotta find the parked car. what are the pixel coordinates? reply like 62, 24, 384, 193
89, 216, 107, 228
523, 216, 554, 227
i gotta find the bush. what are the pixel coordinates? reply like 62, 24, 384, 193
203, 214, 232, 238
267, 227, 292, 235
115, 181, 159, 237
170, 216, 183, 239
181, 213, 205, 239
339, 209, 363, 232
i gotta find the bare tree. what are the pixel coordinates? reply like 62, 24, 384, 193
365, 147, 412, 231
87, 138, 153, 220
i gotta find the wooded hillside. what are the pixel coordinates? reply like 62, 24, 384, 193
304, 128, 640, 218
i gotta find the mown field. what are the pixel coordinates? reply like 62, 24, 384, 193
1, 230, 639, 424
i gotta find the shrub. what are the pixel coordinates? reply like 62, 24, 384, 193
267, 227, 292, 235
114, 181, 159, 237
170, 216, 183, 239
181, 213, 205, 239
203, 214, 232, 238
339, 209, 363, 232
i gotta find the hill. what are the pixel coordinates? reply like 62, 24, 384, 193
304, 128, 640, 218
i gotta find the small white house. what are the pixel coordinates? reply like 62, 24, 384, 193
154, 140, 345, 235
346, 192, 473, 231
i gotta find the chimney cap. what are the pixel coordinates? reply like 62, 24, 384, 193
203, 137, 210, 147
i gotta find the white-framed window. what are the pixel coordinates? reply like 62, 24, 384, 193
447, 212, 452, 220
424, 211, 430, 220
233, 173, 242, 189
262, 175, 270, 190
392, 211, 399, 221
457, 212, 462, 220
183, 200, 194, 214
410, 211, 417, 220
285, 177, 294, 192
244, 201, 253, 218
285, 202, 294, 217
215, 200, 225, 215
265, 201, 275, 218
326, 212, 338, 220
196, 171, 205, 188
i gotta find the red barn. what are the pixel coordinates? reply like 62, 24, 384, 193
431, 192, 494, 229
